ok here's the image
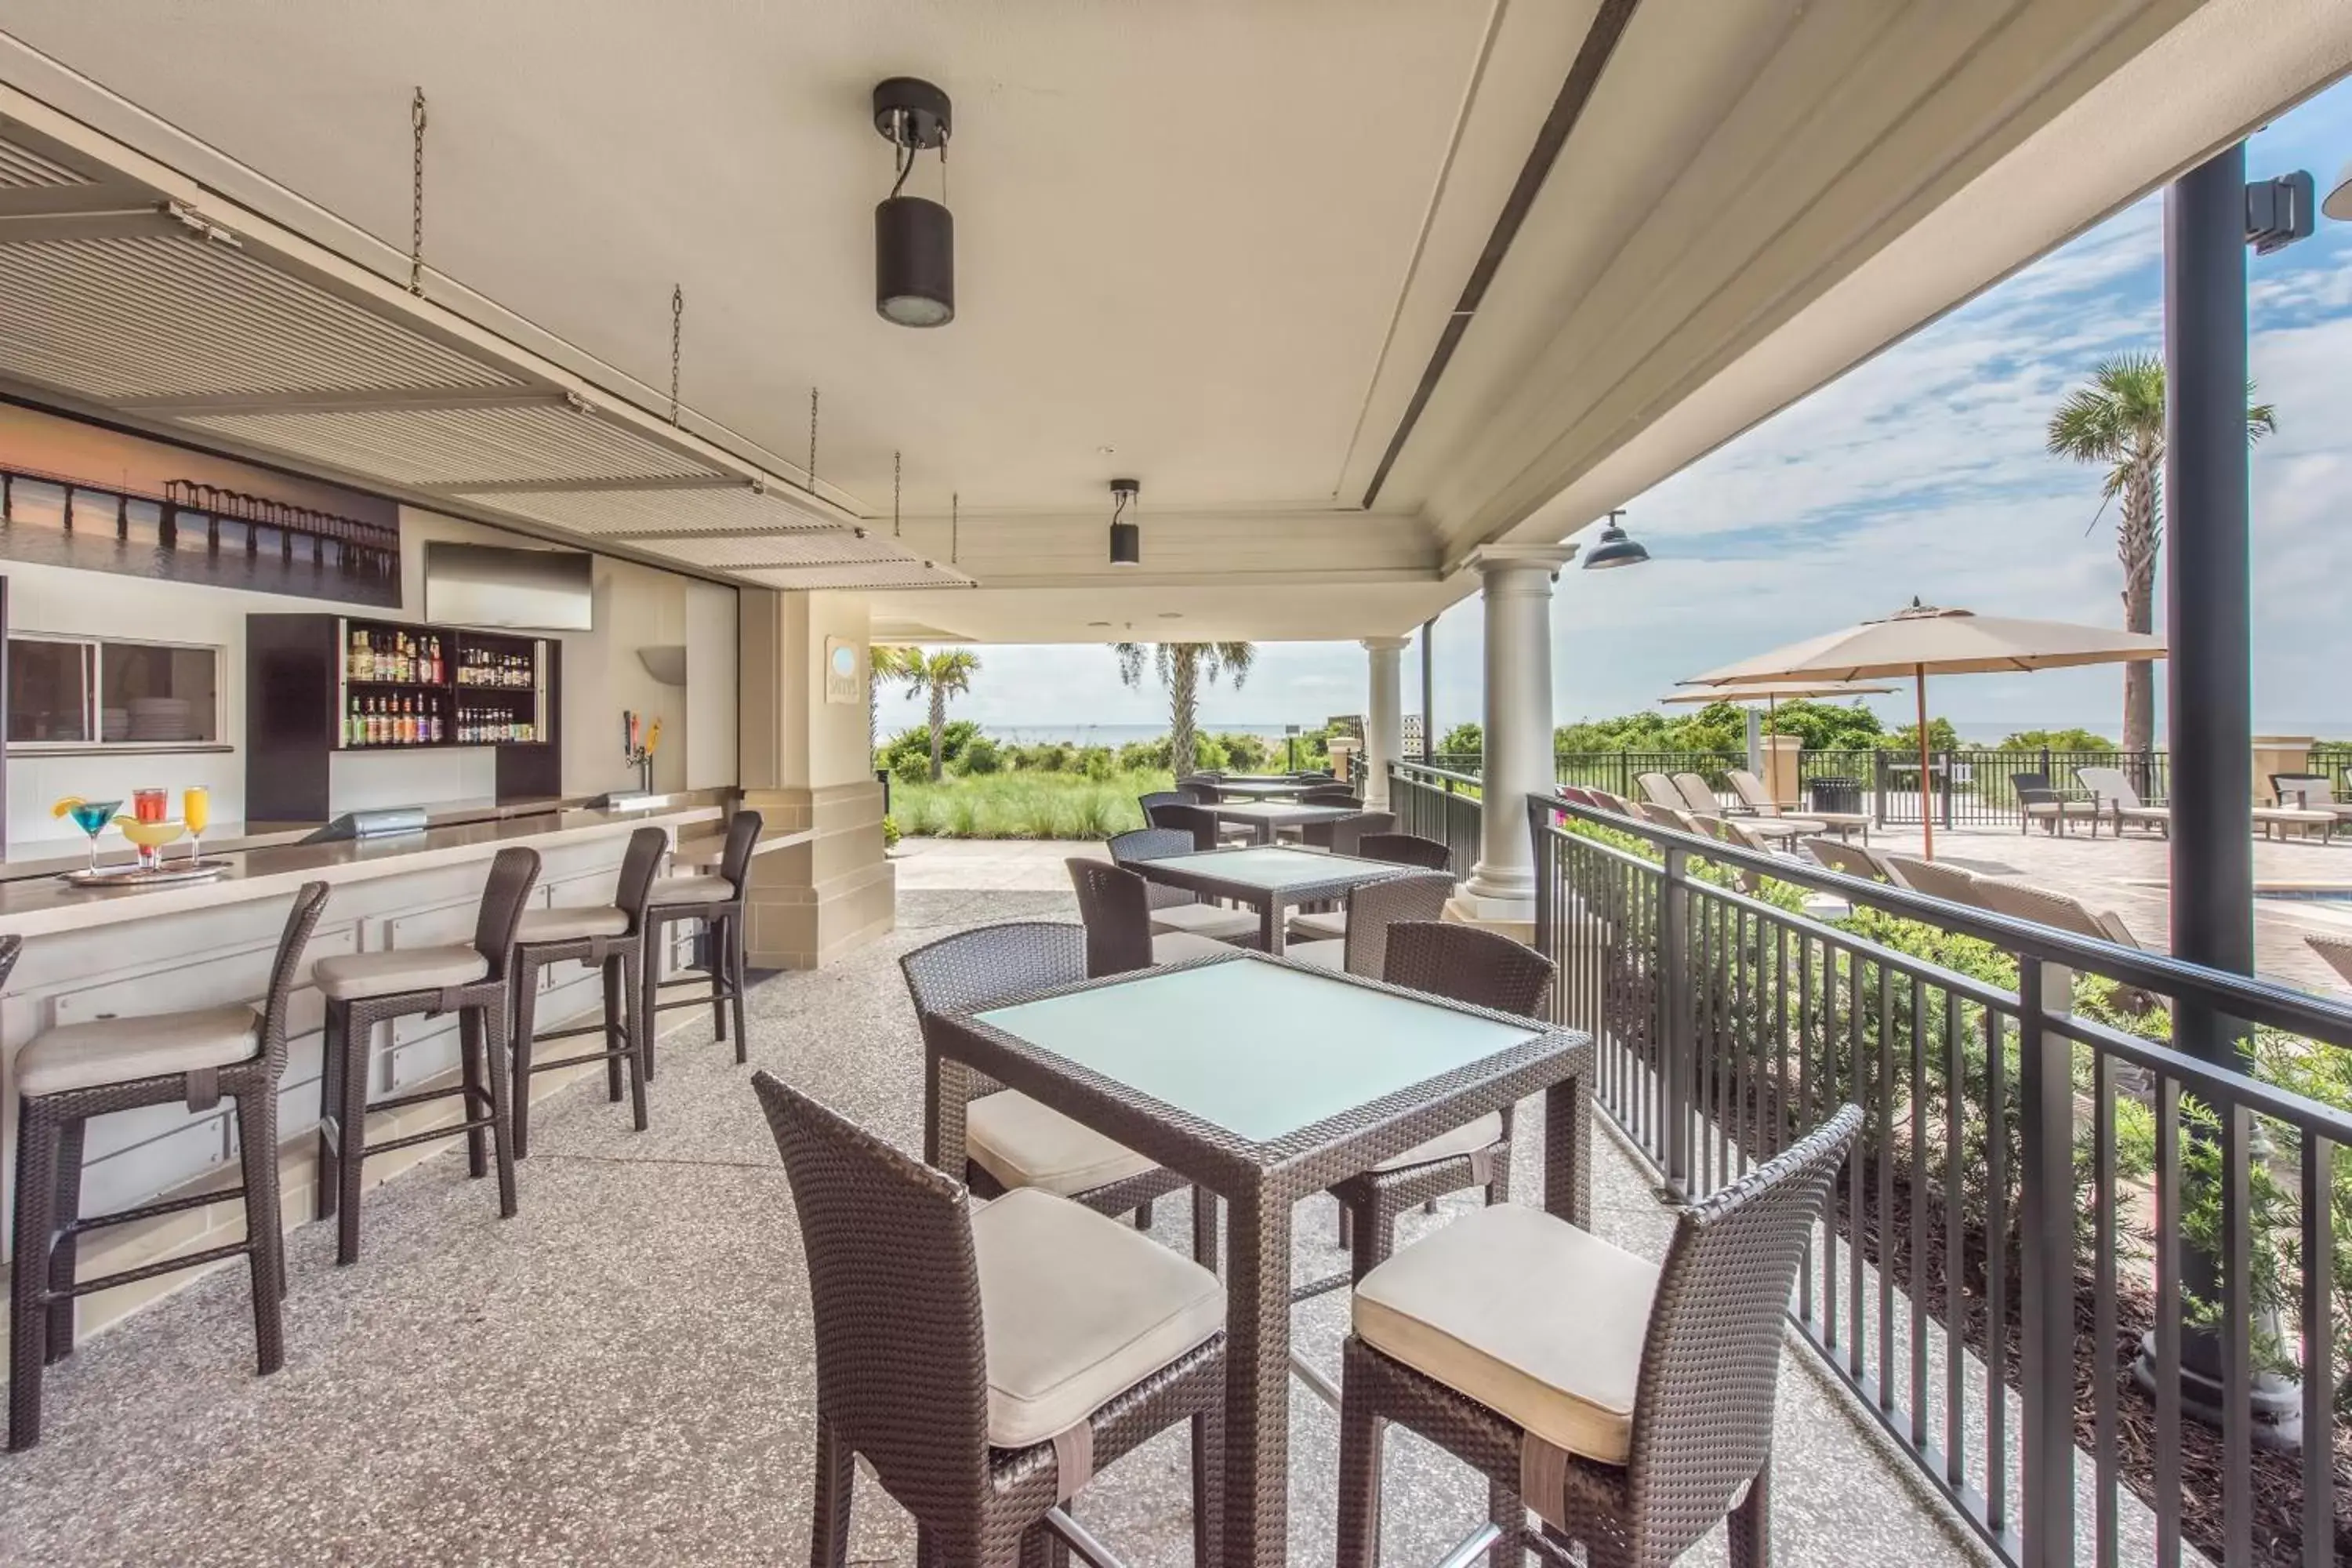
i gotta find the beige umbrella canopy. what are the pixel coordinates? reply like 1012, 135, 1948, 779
1680, 599, 2166, 858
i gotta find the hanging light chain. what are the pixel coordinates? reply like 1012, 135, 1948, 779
807, 387, 820, 496
951, 490, 959, 564
892, 451, 902, 537
408, 88, 428, 295
668, 285, 684, 425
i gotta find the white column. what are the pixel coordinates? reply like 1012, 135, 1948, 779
1454, 544, 1577, 929
1361, 635, 1410, 810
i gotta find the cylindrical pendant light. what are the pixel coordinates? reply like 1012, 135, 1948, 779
1109, 479, 1141, 567
873, 78, 955, 328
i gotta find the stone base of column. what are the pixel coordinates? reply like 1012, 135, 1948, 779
1443, 891, 1536, 946
739, 781, 897, 969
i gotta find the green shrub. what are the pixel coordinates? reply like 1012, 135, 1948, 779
877, 719, 982, 779
1080, 746, 1116, 781
880, 814, 901, 848
1116, 739, 1161, 772
956, 735, 1004, 775
1214, 731, 1271, 771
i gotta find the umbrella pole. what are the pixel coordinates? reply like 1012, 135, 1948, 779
1915, 664, 1933, 860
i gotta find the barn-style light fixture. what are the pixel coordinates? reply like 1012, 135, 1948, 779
1109, 478, 1142, 567
873, 78, 954, 327
1582, 508, 1651, 570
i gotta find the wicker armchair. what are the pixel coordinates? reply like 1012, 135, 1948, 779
1066, 858, 1236, 974
1294, 808, 1396, 854
1338, 1105, 1864, 1568
750, 1073, 1225, 1568
1112, 823, 1258, 942
10, 887, 328, 1450
1358, 831, 1453, 871
1323, 921, 1556, 1279
1286, 870, 1453, 976
1106, 826, 1202, 911
900, 922, 1186, 1228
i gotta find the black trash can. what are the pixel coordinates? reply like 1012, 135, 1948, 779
1808, 776, 1861, 815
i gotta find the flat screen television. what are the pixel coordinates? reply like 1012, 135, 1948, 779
423, 541, 594, 632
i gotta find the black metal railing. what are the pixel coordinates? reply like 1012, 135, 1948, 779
1388, 760, 1483, 880
1552, 750, 1746, 804
1795, 748, 2171, 829
1530, 793, 2348, 1568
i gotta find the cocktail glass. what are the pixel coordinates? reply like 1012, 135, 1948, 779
132, 787, 166, 824
113, 815, 185, 873
183, 786, 210, 862
65, 799, 122, 873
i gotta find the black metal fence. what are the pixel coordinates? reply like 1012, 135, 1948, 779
1551, 750, 1746, 803
1792, 748, 2171, 829
1530, 794, 2349, 1568
1388, 760, 1483, 880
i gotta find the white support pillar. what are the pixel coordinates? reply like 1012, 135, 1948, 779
1362, 635, 1410, 810
1451, 544, 1577, 932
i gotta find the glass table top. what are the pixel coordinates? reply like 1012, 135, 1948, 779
976, 955, 1541, 1144
1146, 845, 1396, 891
1210, 801, 1348, 821
1212, 779, 1319, 797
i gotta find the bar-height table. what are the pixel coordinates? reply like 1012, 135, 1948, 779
930, 953, 1593, 1568
1127, 844, 1403, 953
1204, 800, 1359, 845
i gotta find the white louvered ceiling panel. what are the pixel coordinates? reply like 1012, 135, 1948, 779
0, 129, 89, 187
739, 562, 974, 592
628, 529, 924, 570
174, 402, 722, 489
437, 483, 841, 537
0, 234, 519, 398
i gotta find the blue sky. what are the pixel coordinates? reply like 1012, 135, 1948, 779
885, 78, 2352, 744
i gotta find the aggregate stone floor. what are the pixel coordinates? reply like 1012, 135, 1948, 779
0, 887, 1984, 1567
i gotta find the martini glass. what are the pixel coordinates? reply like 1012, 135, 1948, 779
67, 800, 122, 873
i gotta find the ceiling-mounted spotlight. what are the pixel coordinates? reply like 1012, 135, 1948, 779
1581, 508, 1651, 570
873, 78, 954, 327
1109, 478, 1142, 567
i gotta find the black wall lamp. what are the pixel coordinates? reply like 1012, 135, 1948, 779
1109, 478, 1141, 566
873, 78, 953, 327
1581, 508, 1651, 570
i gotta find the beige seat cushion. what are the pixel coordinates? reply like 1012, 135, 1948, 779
1354, 1203, 1657, 1466
517, 906, 630, 943
1288, 909, 1347, 942
1287, 938, 1345, 971
1374, 1112, 1505, 1171
966, 1091, 1156, 1198
1152, 931, 1234, 966
312, 946, 489, 1002
17, 1005, 263, 1098
647, 874, 732, 906
1149, 902, 1258, 942
974, 1187, 1225, 1448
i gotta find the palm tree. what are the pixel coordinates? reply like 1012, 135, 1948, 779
1114, 641, 1254, 776
2045, 353, 2274, 756
868, 644, 916, 756
893, 648, 982, 781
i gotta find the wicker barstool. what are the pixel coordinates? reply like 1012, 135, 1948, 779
9, 887, 328, 1450
752, 1072, 1225, 1568
1065, 858, 1236, 974
311, 848, 538, 1265
1358, 831, 1454, 871
640, 810, 760, 1077
1327, 921, 1557, 1272
1108, 827, 1257, 942
508, 826, 667, 1158
900, 922, 1189, 1232
1336, 1105, 1864, 1568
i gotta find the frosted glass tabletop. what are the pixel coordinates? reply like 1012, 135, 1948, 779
1209, 802, 1352, 822
975, 956, 1540, 1144
1145, 845, 1395, 891
1214, 779, 1319, 798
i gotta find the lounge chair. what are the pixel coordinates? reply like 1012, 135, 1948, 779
2013, 771, 2101, 837
1802, 836, 1902, 882
1666, 769, 1803, 842
2074, 766, 2172, 839
2255, 804, 2339, 843
2306, 933, 2352, 989
1632, 800, 1699, 834
1969, 877, 2158, 1011
1635, 771, 1685, 810
2268, 775, 2350, 841
1586, 787, 1635, 817
1724, 768, 1842, 836
1878, 851, 1984, 906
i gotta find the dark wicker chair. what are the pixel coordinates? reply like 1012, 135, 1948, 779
1065, 858, 1235, 976
1176, 778, 1223, 805
509, 826, 667, 1158
641, 809, 761, 1076
900, 923, 1187, 1229
1137, 789, 1189, 815
1291, 808, 1396, 854
1300, 786, 1362, 807
9, 887, 328, 1450
1112, 824, 1258, 942
313, 848, 538, 1265
1359, 831, 1453, 871
752, 1071, 1225, 1568
1337, 1105, 1864, 1568
1144, 800, 1220, 851
2012, 771, 2096, 838
1106, 826, 1200, 911
1285, 870, 1452, 978
1327, 921, 1557, 1272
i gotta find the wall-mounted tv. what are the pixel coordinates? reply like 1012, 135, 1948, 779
424, 541, 594, 631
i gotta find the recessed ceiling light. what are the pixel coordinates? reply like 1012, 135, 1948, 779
1157, 612, 1182, 619
1087, 620, 1111, 627
1096, 445, 1117, 455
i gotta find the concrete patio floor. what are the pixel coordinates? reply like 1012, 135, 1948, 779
0, 877, 1987, 1567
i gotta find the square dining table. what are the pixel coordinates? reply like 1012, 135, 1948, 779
1205, 800, 1360, 845
1206, 778, 1325, 801
1129, 844, 1404, 953
929, 952, 1592, 1568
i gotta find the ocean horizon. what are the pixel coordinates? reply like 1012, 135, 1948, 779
967, 718, 2350, 747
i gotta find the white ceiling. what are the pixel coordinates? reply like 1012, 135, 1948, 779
3, 1, 2350, 644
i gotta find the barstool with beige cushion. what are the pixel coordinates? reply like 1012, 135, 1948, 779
310, 847, 539, 1265
640, 811, 760, 1077
1336, 1105, 1862, 1568
508, 826, 666, 1157
9, 885, 329, 1450
753, 1072, 1225, 1568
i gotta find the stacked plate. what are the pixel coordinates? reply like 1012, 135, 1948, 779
100, 707, 131, 742
127, 697, 196, 742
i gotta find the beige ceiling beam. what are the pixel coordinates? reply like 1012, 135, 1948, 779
113, 387, 568, 416
0, 201, 183, 245
430, 475, 746, 496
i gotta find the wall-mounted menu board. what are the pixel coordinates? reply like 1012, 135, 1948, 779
0, 401, 401, 608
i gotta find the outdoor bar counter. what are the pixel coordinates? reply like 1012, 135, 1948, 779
0, 790, 757, 1340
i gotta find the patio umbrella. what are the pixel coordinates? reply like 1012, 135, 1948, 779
1679, 599, 2166, 858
